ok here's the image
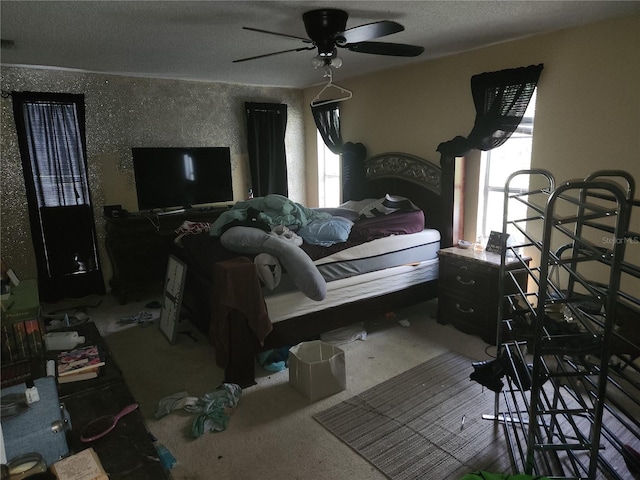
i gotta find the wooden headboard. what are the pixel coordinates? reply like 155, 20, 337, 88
362, 152, 451, 246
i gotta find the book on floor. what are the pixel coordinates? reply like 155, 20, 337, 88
56, 365, 101, 383
51, 447, 108, 480
57, 345, 105, 377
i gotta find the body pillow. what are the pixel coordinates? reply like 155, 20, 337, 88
220, 226, 326, 301
254, 253, 282, 290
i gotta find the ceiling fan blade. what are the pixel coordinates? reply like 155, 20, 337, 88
336, 21, 404, 45
233, 46, 315, 63
345, 41, 424, 57
242, 27, 312, 43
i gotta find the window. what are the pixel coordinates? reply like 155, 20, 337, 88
476, 91, 537, 243
12, 92, 104, 301
317, 130, 341, 207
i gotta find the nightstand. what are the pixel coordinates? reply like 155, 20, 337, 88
437, 246, 530, 344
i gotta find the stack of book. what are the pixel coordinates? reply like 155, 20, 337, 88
1, 279, 45, 387
57, 345, 105, 383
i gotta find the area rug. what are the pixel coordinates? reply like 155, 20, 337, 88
314, 351, 511, 480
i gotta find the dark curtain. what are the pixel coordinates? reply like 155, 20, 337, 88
12, 91, 105, 302
312, 102, 343, 154
437, 64, 543, 157
435, 64, 543, 248
245, 102, 288, 197
341, 142, 368, 201
312, 103, 367, 201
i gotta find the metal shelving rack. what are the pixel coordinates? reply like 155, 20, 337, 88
487, 169, 640, 479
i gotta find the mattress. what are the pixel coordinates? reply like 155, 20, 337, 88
265, 258, 439, 323
265, 228, 440, 295
316, 228, 440, 280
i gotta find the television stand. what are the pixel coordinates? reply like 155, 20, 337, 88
156, 208, 186, 216
105, 208, 226, 304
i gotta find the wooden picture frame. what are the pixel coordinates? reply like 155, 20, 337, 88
485, 230, 510, 254
159, 255, 187, 344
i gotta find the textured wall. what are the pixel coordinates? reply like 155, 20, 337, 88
1, 67, 305, 286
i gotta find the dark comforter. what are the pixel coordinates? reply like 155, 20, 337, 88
175, 208, 425, 282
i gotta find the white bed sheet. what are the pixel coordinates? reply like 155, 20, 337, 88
314, 228, 440, 266
265, 257, 439, 323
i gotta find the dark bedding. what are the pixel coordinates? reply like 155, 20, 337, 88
350, 208, 424, 242
175, 208, 425, 276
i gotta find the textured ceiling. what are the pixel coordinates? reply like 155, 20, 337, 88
1, 1, 639, 88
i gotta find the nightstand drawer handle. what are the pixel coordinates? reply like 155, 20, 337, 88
456, 275, 476, 286
455, 303, 474, 314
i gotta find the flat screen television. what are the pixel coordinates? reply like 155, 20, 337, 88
132, 147, 233, 211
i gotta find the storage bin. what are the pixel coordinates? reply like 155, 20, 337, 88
288, 340, 346, 401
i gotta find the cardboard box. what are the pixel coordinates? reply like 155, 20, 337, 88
289, 341, 346, 401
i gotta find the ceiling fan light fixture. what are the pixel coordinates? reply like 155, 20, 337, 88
310, 56, 326, 68
311, 54, 342, 69
330, 56, 342, 68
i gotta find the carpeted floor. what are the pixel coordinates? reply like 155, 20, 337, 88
42, 292, 640, 479
314, 350, 509, 480
45, 294, 507, 479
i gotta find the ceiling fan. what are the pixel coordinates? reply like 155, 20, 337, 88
233, 8, 424, 66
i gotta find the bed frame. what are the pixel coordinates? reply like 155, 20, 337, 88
180, 152, 453, 387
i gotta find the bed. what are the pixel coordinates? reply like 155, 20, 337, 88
174, 152, 452, 387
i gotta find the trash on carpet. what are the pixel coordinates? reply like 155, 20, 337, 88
118, 310, 158, 326
154, 443, 177, 469
256, 346, 290, 372
155, 383, 242, 438
44, 312, 91, 331
320, 322, 367, 345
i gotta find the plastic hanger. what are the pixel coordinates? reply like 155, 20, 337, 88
310, 66, 353, 107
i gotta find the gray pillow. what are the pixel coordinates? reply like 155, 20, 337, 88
220, 226, 326, 301
312, 207, 360, 222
